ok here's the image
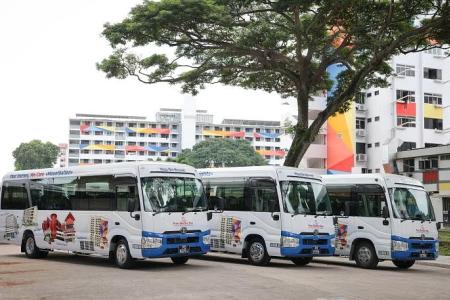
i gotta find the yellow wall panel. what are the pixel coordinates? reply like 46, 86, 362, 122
424, 103, 443, 119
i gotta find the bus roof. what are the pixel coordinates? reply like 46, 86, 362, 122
2, 161, 198, 181
322, 173, 424, 189
198, 166, 322, 182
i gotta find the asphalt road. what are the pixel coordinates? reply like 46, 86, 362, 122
0, 244, 449, 300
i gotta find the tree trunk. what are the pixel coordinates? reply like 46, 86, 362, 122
284, 91, 328, 167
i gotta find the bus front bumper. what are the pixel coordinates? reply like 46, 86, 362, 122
140, 230, 210, 258
391, 235, 438, 261
280, 231, 335, 257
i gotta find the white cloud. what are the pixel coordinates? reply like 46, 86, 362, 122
0, 0, 284, 176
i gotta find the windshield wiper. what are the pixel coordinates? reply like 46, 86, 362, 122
182, 208, 206, 215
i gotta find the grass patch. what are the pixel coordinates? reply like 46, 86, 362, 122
439, 230, 450, 256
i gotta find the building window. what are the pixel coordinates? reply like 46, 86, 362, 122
397, 116, 416, 127
367, 169, 373, 174
374, 116, 380, 122
361, 168, 367, 174
374, 90, 379, 96
403, 159, 415, 172
441, 155, 450, 161
356, 143, 366, 155
419, 158, 438, 170
356, 93, 366, 104
424, 118, 443, 130
375, 142, 380, 147
424, 93, 442, 105
397, 142, 416, 152
356, 118, 365, 129
367, 118, 372, 123
367, 144, 372, 148
396, 90, 415, 102
172, 125, 178, 130
423, 67, 442, 80
366, 92, 372, 98
425, 143, 441, 148
396, 64, 415, 77
375, 169, 380, 173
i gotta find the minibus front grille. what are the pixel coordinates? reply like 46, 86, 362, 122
163, 230, 201, 234
409, 236, 434, 241
167, 237, 199, 244
411, 243, 434, 250
302, 239, 328, 246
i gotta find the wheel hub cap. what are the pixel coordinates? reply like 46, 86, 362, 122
116, 245, 127, 265
358, 246, 371, 263
26, 237, 34, 254
250, 242, 264, 262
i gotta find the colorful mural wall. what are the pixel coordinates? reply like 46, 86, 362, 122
326, 63, 355, 174
80, 125, 171, 135
327, 105, 356, 173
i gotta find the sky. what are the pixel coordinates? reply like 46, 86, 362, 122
0, 0, 285, 176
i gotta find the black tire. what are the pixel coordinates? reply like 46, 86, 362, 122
247, 238, 271, 266
114, 239, 134, 269
291, 257, 313, 266
24, 233, 48, 259
171, 257, 189, 265
392, 260, 415, 269
354, 242, 378, 269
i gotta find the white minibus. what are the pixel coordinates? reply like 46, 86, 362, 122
199, 166, 335, 266
0, 162, 210, 268
323, 174, 439, 269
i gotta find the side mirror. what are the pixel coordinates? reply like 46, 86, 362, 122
382, 206, 389, 219
127, 198, 136, 212
436, 222, 442, 230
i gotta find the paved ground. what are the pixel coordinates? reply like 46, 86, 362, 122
1, 244, 449, 300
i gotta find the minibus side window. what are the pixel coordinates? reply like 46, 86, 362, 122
328, 185, 352, 216
1, 181, 30, 210
206, 178, 249, 211
248, 179, 279, 213
81, 176, 115, 211
355, 185, 387, 218
115, 177, 139, 211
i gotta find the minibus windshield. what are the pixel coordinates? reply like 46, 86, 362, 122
389, 187, 435, 221
141, 177, 208, 213
280, 181, 332, 215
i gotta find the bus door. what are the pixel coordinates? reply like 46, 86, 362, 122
0, 180, 30, 244
245, 178, 281, 256
114, 176, 142, 249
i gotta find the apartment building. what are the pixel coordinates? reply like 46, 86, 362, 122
67, 111, 182, 166
67, 108, 296, 166
395, 144, 450, 225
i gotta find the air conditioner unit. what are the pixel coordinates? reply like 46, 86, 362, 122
356, 129, 366, 137
356, 153, 367, 162
356, 104, 367, 111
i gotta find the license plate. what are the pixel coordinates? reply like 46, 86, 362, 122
178, 245, 189, 254
420, 253, 427, 258
313, 248, 320, 255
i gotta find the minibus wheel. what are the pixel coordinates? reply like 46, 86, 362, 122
247, 239, 271, 266
171, 257, 189, 265
291, 257, 313, 266
24, 233, 48, 259
392, 260, 415, 269
114, 239, 134, 269
354, 242, 378, 269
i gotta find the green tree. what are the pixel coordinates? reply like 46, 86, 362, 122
174, 139, 266, 168
98, 0, 450, 166
13, 140, 60, 170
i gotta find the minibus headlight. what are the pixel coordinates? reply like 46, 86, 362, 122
281, 236, 299, 248
330, 237, 336, 247
141, 237, 163, 249
392, 240, 408, 252
203, 235, 210, 245
436, 241, 439, 250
